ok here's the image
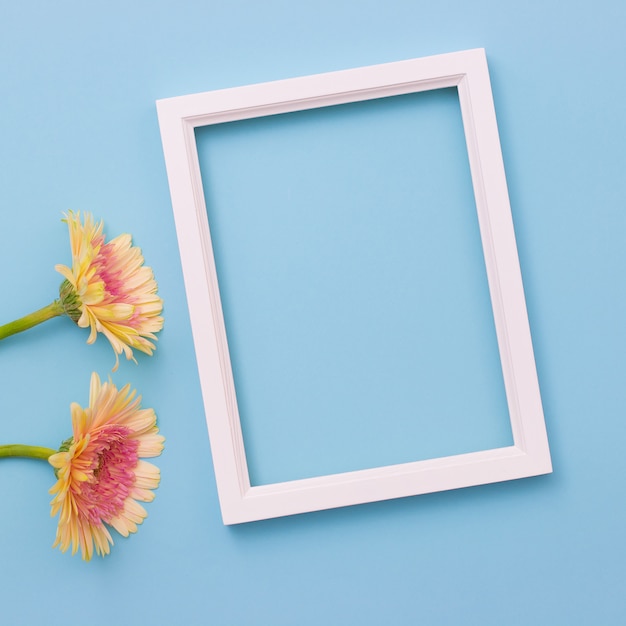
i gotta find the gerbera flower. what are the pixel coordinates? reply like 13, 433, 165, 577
48, 372, 164, 560
0, 211, 164, 370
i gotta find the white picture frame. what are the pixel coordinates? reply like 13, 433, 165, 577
157, 48, 551, 524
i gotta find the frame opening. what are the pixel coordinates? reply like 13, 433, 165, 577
195, 87, 513, 486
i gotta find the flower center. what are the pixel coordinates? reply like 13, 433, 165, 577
96, 242, 130, 301
79, 425, 140, 525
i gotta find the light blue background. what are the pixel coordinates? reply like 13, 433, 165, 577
0, 1, 624, 624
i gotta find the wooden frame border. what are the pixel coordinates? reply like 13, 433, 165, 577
157, 48, 551, 524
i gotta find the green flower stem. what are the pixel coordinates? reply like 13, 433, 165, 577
0, 301, 65, 341
0, 444, 57, 460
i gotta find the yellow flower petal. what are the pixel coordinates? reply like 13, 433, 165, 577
49, 373, 164, 560
56, 211, 164, 368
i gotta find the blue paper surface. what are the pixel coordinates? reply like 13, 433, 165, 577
0, 1, 625, 624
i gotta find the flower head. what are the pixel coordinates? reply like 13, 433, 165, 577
55, 211, 164, 370
48, 372, 164, 560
